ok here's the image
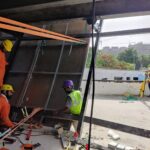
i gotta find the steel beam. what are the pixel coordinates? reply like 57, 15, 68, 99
1, 28, 150, 41
0, 17, 85, 43
1, 0, 150, 22
17, 39, 45, 107
9, 71, 82, 75
0, 23, 85, 43
10, 106, 150, 138
44, 23, 69, 109
84, 116, 150, 138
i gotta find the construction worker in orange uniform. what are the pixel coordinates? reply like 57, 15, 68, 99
0, 84, 15, 128
0, 40, 13, 89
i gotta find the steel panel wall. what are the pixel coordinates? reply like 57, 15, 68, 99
11, 47, 36, 72
58, 45, 87, 73
5, 19, 89, 111
22, 75, 54, 108
34, 46, 61, 72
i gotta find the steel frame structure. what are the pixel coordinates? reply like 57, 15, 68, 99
0, 2, 150, 139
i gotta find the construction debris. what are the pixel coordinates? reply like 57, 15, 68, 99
54, 124, 64, 138
59, 130, 79, 150
108, 130, 120, 140
108, 141, 136, 150
108, 141, 118, 149
122, 92, 138, 101
125, 146, 136, 150
116, 144, 125, 150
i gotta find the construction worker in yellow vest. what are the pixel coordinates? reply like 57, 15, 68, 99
63, 80, 83, 115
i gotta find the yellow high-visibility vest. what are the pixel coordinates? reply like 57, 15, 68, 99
68, 90, 82, 115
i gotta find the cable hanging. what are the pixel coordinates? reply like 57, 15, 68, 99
87, 0, 103, 149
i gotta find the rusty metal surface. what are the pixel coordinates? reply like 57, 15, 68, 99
4, 19, 88, 133
11, 47, 36, 72
34, 46, 61, 72
21, 74, 54, 108
58, 45, 88, 73
5, 19, 89, 110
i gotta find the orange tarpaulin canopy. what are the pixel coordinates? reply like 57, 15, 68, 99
0, 17, 86, 44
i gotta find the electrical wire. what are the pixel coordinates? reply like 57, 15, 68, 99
88, 0, 96, 149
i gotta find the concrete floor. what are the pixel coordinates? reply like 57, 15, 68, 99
5, 126, 62, 150
82, 123, 150, 150
85, 95, 150, 130
82, 95, 150, 150
3, 95, 150, 149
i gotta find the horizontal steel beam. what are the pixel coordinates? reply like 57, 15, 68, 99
11, 106, 150, 138
0, 17, 85, 44
76, 28, 150, 38
1, 28, 150, 40
0, 16, 85, 41
9, 71, 82, 75
1, 0, 150, 22
84, 116, 150, 138
82, 80, 143, 83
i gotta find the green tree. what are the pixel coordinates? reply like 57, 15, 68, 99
117, 48, 141, 70
86, 48, 134, 70
141, 55, 150, 68
118, 48, 137, 63
96, 53, 134, 70
96, 53, 117, 68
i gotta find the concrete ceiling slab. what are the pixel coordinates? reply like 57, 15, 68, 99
1, 0, 150, 22
0, 0, 63, 10
0, 0, 102, 12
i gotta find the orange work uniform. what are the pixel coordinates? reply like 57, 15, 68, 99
0, 50, 7, 87
0, 94, 14, 128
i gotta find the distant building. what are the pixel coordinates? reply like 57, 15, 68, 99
83, 68, 145, 81
101, 42, 150, 56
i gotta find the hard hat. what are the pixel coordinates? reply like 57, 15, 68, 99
63, 80, 74, 88
2, 40, 13, 52
1, 84, 15, 92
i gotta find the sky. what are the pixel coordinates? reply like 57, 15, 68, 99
96, 15, 150, 48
